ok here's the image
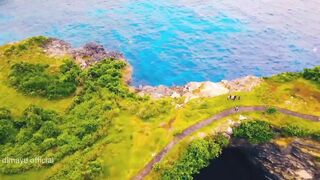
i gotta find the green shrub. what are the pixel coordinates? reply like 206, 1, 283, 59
233, 120, 275, 144
266, 107, 277, 114
84, 59, 132, 98
21, 105, 60, 131
213, 133, 229, 147
15, 128, 33, 144
161, 136, 224, 179
281, 124, 311, 137
0, 108, 12, 120
0, 119, 16, 144
39, 121, 61, 138
82, 160, 103, 179
302, 66, 320, 84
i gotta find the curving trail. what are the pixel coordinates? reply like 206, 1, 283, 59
133, 106, 320, 180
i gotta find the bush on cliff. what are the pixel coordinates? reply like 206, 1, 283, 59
302, 66, 320, 84
233, 120, 275, 144
160, 135, 228, 179
281, 124, 318, 138
84, 58, 133, 98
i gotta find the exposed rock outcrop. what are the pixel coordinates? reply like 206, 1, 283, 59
230, 138, 320, 180
71, 42, 124, 68
221, 75, 263, 92
136, 81, 230, 102
136, 77, 263, 103
43, 38, 124, 68
43, 38, 72, 57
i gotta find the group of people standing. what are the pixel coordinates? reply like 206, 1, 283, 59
227, 95, 241, 101
227, 94, 241, 112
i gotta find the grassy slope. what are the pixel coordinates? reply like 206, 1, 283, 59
0, 38, 74, 116
0, 38, 319, 180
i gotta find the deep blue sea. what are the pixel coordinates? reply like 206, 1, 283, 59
1, 0, 320, 86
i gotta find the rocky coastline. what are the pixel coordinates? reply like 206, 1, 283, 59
136, 76, 262, 102
43, 38, 263, 103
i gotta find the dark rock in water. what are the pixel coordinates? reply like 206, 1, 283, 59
72, 42, 108, 64
72, 42, 124, 67
82, 42, 107, 61
229, 138, 320, 180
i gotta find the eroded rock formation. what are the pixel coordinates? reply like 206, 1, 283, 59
230, 138, 320, 180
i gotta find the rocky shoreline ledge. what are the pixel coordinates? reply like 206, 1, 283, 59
44, 38, 263, 102
136, 76, 262, 102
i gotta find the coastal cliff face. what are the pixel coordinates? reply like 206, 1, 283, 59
230, 138, 320, 180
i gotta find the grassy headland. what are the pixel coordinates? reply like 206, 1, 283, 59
0, 37, 319, 180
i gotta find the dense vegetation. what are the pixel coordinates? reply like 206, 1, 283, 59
233, 120, 320, 144
302, 66, 320, 84
9, 61, 80, 99
158, 134, 228, 180
0, 108, 16, 145
0, 106, 62, 173
281, 124, 320, 140
233, 120, 275, 144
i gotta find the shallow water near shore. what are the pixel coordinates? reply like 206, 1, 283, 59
1, 0, 320, 86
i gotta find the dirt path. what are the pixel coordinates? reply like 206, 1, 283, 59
133, 106, 320, 180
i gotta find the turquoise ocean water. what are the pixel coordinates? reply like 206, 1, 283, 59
1, 0, 320, 85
